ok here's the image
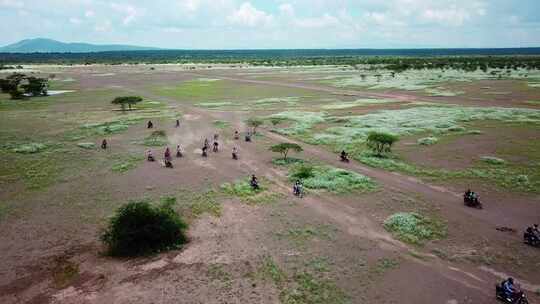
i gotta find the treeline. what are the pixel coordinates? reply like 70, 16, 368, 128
1, 49, 540, 71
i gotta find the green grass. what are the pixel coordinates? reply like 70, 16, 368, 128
220, 178, 279, 205
305, 257, 331, 273
280, 272, 349, 304
277, 224, 336, 247
256, 255, 287, 285
321, 98, 401, 110
111, 155, 144, 173
77, 142, 96, 149
417, 137, 438, 146
173, 189, 223, 218
12, 143, 47, 154
480, 156, 506, 165
213, 120, 230, 129
139, 130, 168, 147
372, 258, 400, 274
384, 212, 447, 245
208, 264, 232, 288
272, 157, 305, 166
288, 163, 377, 193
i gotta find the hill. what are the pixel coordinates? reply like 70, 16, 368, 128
0, 38, 159, 53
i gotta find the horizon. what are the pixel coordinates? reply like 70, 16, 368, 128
1, 1, 540, 49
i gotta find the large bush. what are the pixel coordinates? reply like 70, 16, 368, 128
101, 200, 188, 257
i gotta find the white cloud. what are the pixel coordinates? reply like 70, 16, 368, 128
0, 0, 24, 8
421, 7, 470, 26
279, 3, 294, 17
85, 10, 95, 18
293, 13, 340, 29
227, 2, 273, 27
181, 0, 201, 12
95, 20, 112, 32
69, 17, 82, 24
111, 3, 142, 26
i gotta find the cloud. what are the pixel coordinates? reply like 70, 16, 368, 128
111, 3, 142, 26
227, 2, 273, 27
0, 0, 24, 8
95, 20, 112, 32
279, 3, 294, 17
85, 10, 95, 18
293, 14, 340, 29
69, 17, 82, 24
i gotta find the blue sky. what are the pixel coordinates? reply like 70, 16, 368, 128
1, 0, 539, 49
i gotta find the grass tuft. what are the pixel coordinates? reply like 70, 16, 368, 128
384, 212, 446, 245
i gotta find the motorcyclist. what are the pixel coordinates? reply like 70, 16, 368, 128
176, 144, 183, 158
234, 130, 240, 140
250, 174, 259, 190
525, 224, 540, 244
245, 132, 252, 142
164, 147, 171, 161
175, 119, 180, 128
465, 189, 472, 200
232, 146, 238, 160
213, 141, 219, 152
340, 150, 348, 161
502, 277, 517, 301
147, 120, 153, 129
101, 139, 108, 149
204, 138, 209, 149
202, 145, 208, 157
147, 150, 155, 161
293, 180, 303, 196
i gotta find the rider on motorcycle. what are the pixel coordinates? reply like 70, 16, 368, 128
502, 278, 517, 301
340, 150, 348, 161
147, 149, 155, 161
293, 180, 303, 196
250, 174, 259, 190
232, 146, 238, 159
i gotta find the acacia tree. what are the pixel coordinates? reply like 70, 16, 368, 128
366, 132, 399, 157
112, 96, 143, 111
21, 77, 48, 96
269, 142, 303, 160
0, 73, 27, 99
246, 117, 264, 134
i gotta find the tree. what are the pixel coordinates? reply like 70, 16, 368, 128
269, 142, 303, 160
366, 132, 399, 157
1, 73, 26, 99
21, 77, 48, 96
246, 117, 264, 134
112, 96, 143, 111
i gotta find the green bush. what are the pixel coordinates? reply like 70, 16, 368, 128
290, 163, 315, 179
384, 212, 446, 245
480, 156, 505, 165
77, 142, 96, 149
101, 200, 188, 257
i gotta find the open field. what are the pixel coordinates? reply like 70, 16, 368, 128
1, 62, 540, 304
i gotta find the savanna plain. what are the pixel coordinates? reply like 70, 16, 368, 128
1, 61, 540, 304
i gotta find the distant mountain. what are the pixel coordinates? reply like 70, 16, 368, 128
0, 38, 160, 53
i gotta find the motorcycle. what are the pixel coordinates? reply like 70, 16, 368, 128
164, 159, 173, 168
523, 231, 540, 247
250, 180, 259, 191
147, 155, 155, 162
464, 194, 483, 209
293, 184, 304, 198
340, 155, 349, 163
496, 283, 529, 304
232, 152, 238, 160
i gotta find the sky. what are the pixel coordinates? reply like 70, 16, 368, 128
1, 0, 540, 49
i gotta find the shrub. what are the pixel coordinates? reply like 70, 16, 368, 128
101, 200, 188, 257
290, 163, 315, 179
272, 157, 304, 166
366, 132, 399, 156
384, 212, 446, 245
417, 137, 438, 146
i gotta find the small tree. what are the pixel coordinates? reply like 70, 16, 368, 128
246, 117, 264, 134
270, 142, 303, 160
366, 132, 399, 157
112, 96, 143, 111
1, 73, 26, 99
